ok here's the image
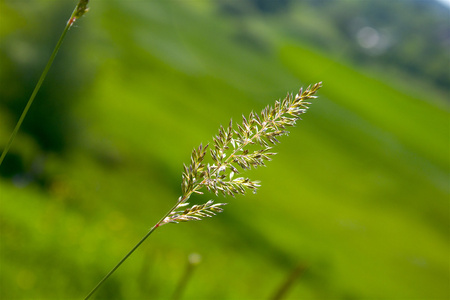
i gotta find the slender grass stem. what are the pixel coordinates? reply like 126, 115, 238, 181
83, 226, 158, 300
172, 253, 201, 300
0, 25, 70, 166
271, 265, 305, 300
84, 197, 186, 300
0, 0, 89, 166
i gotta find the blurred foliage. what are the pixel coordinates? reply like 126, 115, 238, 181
219, 0, 450, 90
0, 0, 449, 299
305, 0, 450, 90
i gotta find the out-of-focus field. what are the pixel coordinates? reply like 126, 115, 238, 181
1, 0, 448, 299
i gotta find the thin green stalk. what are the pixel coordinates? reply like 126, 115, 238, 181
172, 253, 201, 300
0, 25, 69, 165
271, 265, 305, 300
84, 198, 185, 300
0, 0, 89, 166
83, 226, 158, 300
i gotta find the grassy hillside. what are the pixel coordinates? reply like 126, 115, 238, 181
1, 0, 448, 299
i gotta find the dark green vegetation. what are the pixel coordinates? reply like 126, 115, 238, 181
1, 0, 449, 299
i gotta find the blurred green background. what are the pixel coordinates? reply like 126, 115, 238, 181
1, 0, 449, 299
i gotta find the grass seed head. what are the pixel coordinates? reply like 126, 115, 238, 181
175, 83, 322, 222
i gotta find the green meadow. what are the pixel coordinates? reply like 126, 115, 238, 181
1, 0, 449, 299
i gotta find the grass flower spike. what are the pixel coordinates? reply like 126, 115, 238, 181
167, 81, 323, 222
85, 82, 322, 299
